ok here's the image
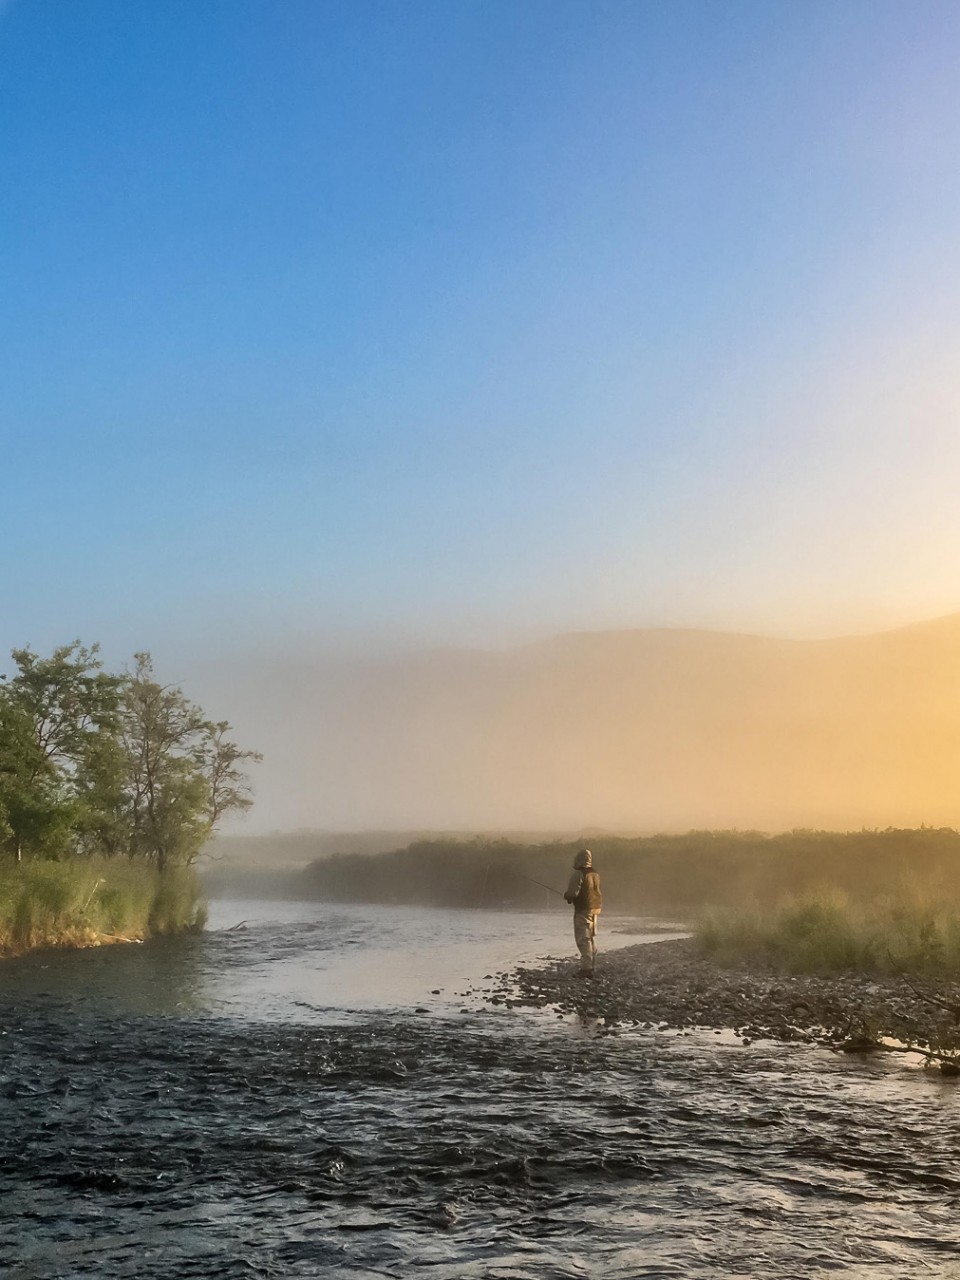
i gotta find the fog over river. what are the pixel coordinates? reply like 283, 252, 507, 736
2, 901, 959, 1278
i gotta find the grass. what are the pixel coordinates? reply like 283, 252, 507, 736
697, 891, 960, 975
0, 857, 206, 956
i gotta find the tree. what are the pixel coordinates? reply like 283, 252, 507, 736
201, 720, 261, 825
0, 643, 121, 861
6, 642, 122, 778
121, 654, 261, 870
72, 726, 130, 857
0, 642, 260, 867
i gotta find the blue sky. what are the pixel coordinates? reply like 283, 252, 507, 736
4, 0, 960, 667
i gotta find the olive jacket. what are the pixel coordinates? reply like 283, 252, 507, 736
564, 867, 602, 914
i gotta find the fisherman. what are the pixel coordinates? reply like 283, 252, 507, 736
564, 848, 602, 976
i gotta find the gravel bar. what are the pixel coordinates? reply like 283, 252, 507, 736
488, 937, 960, 1061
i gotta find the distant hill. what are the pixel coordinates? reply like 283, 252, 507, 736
191, 613, 960, 839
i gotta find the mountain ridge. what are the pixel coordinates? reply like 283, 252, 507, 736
190, 610, 960, 834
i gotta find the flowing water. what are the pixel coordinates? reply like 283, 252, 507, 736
2, 900, 959, 1279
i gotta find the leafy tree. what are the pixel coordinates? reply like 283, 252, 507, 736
0, 693, 44, 840
201, 720, 260, 825
0, 641, 259, 867
6, 642, 122, 778
0, 643, 121, 861
73, 728, 130, 857
122, 653, 261, 870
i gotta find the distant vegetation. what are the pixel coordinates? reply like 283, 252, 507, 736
0, 642, 259, 954
208, 827, 584, 868
698, 895, 960, 975
298, 827, 960, 916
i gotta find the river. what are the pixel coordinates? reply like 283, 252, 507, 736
2, 900, 959, 1278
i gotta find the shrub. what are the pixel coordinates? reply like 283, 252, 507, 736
148, 867, 206, 935
0, 857, 207, 955
697, 893, 960, 976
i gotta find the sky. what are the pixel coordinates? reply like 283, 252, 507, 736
4, 0, 960, 676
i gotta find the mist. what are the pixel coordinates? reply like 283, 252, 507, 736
183, 611, 960, 839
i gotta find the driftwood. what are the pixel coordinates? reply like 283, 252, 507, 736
834, 982, 960, 1075
899, 974, 960, 1024
838, 1034, 960, 1075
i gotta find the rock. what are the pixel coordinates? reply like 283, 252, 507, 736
839, 1036, 879, 1054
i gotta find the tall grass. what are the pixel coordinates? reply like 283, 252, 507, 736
0, 858, 206, 956
697, 891, 960, 975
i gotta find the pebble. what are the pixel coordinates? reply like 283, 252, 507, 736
484, 937, 960, 1064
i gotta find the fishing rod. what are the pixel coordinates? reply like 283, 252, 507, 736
478, 863, 566, 908
515, 871, 566, 897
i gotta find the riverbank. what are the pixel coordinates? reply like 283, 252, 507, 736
491, 937, 960, 1069
0, 859, 206, 959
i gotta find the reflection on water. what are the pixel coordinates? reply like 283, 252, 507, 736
2, 901, 958, 1279
0, 930, 208, 1015
1, 899, 685, 1022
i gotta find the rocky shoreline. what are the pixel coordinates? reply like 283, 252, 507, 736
488, 937, 960, 1069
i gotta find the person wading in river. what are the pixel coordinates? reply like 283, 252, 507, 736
564, 848, 602, 976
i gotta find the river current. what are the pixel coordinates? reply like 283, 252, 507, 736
2, 900, 959, 1278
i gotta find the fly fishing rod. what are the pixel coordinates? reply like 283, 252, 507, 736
515, 871, 565, 897
478, 864, 566, 907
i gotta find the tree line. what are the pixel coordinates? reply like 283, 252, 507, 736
298, 827, 960, 914
0, 642, 260, 870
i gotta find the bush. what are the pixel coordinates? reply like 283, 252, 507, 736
148, 866, 206, 935
0, 857, 207, 955
697, 893, 960, 975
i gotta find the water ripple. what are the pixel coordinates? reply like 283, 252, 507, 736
3, 907, 960, 1277
2, 1004, 959, 1278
